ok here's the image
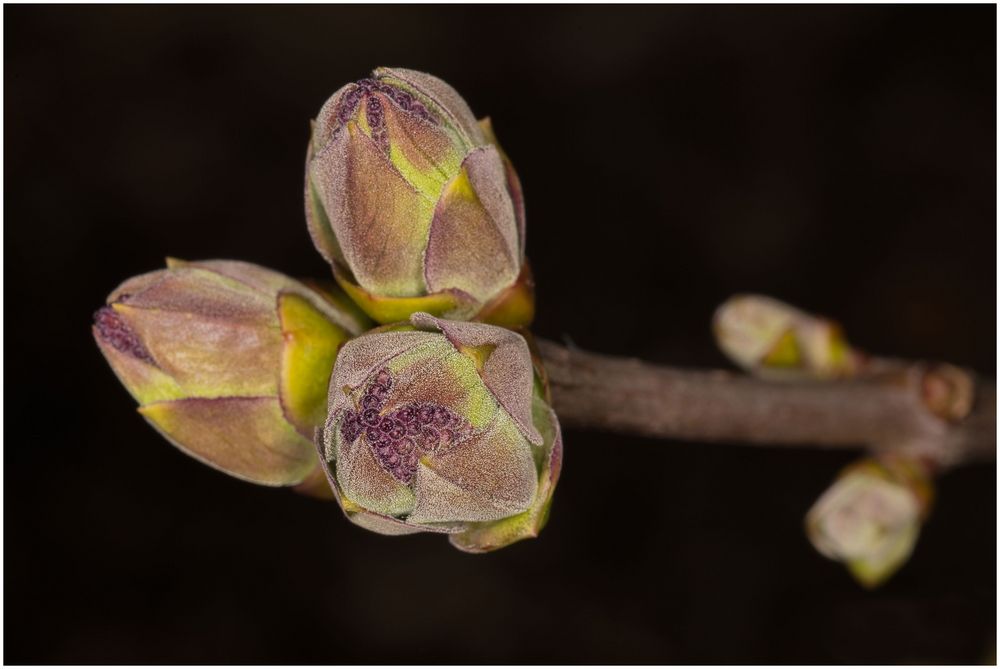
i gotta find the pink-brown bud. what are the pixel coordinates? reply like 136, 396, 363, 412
306, 68, 532, 328
317, 313, 562, 552
93, 259, 370, 487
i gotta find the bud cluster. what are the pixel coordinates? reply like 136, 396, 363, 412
93, 69, 562, 551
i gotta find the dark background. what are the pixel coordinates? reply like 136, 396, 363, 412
5, 5, 996, 664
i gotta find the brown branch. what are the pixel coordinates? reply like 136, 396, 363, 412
538, 340, 995, 467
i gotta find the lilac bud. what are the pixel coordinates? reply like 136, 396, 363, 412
713, 294, 858, 380
806, 456, 934, 588
93, 259, 370, 487
306, 68, 533, 327
318, 313, 562, 551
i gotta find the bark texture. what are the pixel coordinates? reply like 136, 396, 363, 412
538, 340, 995, 467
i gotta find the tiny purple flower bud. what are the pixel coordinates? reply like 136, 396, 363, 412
432, 406, 451, 427
378, 415, 396, 433
367, 427, 390, 449
416, 405, 435, 425
361, 408, 382, 427
388, 421, 407, 441
395, 438, 415, 456
340, 410, 362, 444
374, 368, 393, 390
419, 426, 440, 453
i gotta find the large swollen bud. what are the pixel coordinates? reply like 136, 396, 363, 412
93, 259, 370, 488
318, 313, 562, 552
306, 68, 533, 328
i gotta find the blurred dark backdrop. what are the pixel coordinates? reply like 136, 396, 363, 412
5, 5, 996, 664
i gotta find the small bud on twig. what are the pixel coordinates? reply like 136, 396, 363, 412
921, 363, 975, 423
713, 294, 858, 380
805, 455, 933, 588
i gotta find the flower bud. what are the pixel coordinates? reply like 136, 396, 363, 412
306, 67, 532, 328
713, 294, 857, 380
93, 259, 370, 487
318, 313, 562, 552
805, 456, 933, 588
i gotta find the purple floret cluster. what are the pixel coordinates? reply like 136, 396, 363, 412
332, 77, 437, 154
93, 303, 154, 364
339, 368, 472, 484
